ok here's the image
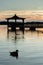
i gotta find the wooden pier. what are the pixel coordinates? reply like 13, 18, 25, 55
5, 14, 43, 31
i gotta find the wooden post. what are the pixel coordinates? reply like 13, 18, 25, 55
7, 19, 9, 32
23, 19, 24, 30
22, 19, 24, 34
7, 19, 9, 38
15, 19, 16, 31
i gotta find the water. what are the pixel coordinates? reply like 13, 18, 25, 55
0, 25, 43, 65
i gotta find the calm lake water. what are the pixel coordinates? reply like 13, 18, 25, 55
0, 25, 43, 65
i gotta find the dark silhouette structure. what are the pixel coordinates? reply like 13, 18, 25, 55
2, 15, 43, 31
0, 20, 43, 31
6, 14, 25, 32
24, 22, 43, 31
10, 50, 19, 59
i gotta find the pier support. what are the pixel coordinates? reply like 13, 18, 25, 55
29, 27, 36, 31
20, 19, 24, 34
11, 27, 16, 31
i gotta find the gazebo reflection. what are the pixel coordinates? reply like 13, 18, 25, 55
7, 30, 24, 59
7, 30, 24, 42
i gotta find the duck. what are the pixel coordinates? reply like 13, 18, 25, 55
10, 50, 18, 58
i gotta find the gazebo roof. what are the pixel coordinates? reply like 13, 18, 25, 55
6, 14, 25, 20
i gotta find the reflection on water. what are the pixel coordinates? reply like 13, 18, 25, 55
0, 26, 43, 65
8, 31, 24, 42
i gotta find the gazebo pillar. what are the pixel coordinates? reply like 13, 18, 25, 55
15, 19, 16, 31
7, 19, 9, 31
11, 19, 16, 31
20, 19, 24, 33
22, 19, 24, 31
22, 19, 24, 34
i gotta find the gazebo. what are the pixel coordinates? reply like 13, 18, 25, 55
6, 14, 25, 31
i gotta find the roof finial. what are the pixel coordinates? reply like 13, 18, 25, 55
15, 14, 16, 16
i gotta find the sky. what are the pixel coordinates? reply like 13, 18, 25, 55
0, 0, 43, 11
0, 0, 43, 20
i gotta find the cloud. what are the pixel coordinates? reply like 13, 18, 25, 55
0, 10, 43, 20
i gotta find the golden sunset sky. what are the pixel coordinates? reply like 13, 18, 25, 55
0, 0, 43, 21
0, 10, 43, 21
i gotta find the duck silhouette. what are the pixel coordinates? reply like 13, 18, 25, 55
10, 50, 18, 59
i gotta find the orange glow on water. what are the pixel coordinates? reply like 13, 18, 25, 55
0, 25, 7, 39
